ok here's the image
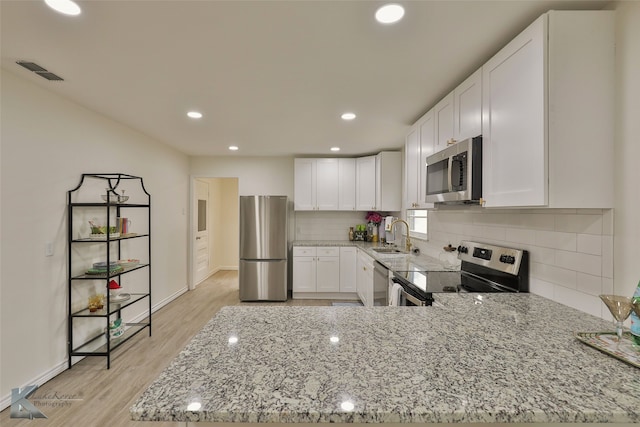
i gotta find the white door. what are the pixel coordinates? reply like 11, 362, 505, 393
194, 179, 210, 285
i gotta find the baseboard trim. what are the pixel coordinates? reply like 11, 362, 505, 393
292, 292, 359, 300
0, 285, 189, 412
0, 359, 68, 411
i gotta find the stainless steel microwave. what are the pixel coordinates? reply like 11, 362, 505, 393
425, 136, 482, 204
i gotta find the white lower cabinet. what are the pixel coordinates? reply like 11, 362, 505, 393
292, 247, 340, 296
315, 248, 340, 292
292, 246, 363, 299
339, 247, 357, 292
356, 249, 375, 307
292, 247, 317, 293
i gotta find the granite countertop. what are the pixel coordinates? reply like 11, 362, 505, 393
130, 294, 640, 424
292, 240, 456, 272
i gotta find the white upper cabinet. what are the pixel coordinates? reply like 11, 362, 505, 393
356, 155, 377, 211
404, 126, 420, 209
376, 151, 402, 211
453, 69, 482, 142
433, 70, 482, 155
296, 153, 401, 212
481, 11, 614, 208
338, 158, 356, 211
316, 159, 339, 210
405, 111, 435, 209
293, 158, 316, 210
434, 93, 454, 153
294, 158, 339, 210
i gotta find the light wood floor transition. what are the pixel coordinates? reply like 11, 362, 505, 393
1, 271, 334, 427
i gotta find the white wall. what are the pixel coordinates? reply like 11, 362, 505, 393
219, 179, 239, 269
0, 70, 190, 404
190, 156, 294, 198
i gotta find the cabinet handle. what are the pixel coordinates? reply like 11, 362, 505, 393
479, 198, 486, 207
447, 138, 457, 145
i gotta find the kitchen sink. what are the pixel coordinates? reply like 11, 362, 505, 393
372, 247, 407, 254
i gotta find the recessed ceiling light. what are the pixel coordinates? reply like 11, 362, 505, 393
187, 111, 203, 119
330, 147, 340, 152
44, 0, 81, 16
341, 112, 356, 121
228, 146, 239, 151
375, 4, 405, 24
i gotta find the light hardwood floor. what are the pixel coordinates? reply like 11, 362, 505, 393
1, 271, 334, 427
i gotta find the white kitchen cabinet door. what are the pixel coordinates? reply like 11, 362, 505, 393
356, 250, 374, 307
292, 255, 316, 293
315, 158, 339, 210
482, 11, 614, 208
453, 69, 482, 142
315, 256, 340, 292
482, 15, 547, 208
293, 158, 316, 211
339, 247, 357, 292
338, 158, 356, 211
434, 92, 454, 153
376, 152, 402, 212
404, 125, 420, 209
356, 155, 377, 211
418, 110, 436, 207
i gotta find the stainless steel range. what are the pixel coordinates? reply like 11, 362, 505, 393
390, 241, 529, 306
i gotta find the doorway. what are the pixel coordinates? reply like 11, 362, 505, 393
190, 177, 239, 289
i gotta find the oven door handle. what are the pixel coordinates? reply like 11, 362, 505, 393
400, 288, 426, 306
447, 156, 453, 193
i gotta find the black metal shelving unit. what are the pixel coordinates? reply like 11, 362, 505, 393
67, 173, 151, 369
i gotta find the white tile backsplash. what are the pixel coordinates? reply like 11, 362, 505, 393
294, 211, 400, 242
577, 234, 602, 256
531, 262, 577, 289
424, 209, 614, 320
555, 250, 602, 277
555, 213, 603, 235
535, 230, 577, 251
504, 228, 536, 246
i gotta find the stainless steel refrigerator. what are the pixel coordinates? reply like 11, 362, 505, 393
239, 195, 288, 301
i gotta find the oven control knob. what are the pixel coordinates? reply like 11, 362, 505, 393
458, 245, 468, 254
500, 255, 516, 264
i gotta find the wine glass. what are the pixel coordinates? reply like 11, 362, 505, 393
599, 294, 633, 347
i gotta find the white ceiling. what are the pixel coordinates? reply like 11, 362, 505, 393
1, 0, 610, 157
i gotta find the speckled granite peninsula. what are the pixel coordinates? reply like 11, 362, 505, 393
131, 294, 640, 425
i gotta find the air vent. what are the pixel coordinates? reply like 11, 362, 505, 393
16, 60, 64, 81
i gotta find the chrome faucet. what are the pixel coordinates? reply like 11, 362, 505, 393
390, 219, 412, 253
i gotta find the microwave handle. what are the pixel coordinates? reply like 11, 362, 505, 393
447, 156, 453, 192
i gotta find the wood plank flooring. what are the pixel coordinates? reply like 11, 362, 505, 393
0, 271, 334, 427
